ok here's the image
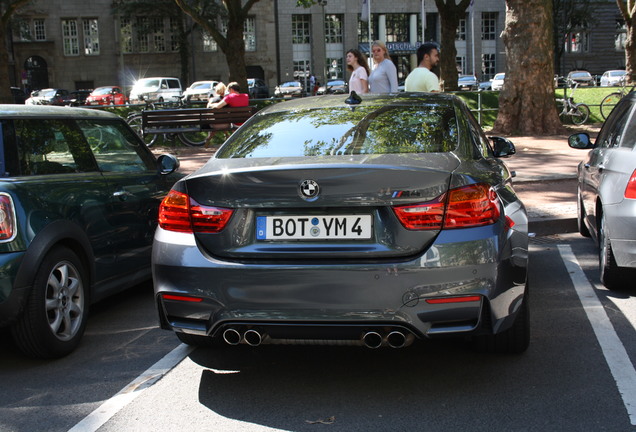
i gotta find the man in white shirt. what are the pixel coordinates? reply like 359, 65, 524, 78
404, 43, 441, 92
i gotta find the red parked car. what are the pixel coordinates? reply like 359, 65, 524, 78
85, 86, 127, 105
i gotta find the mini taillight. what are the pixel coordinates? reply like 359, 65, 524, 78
0, 194, 16, 241
625, 169, 636, 199
393, 183, 500, 230
425, 295, 482, 304
158, 190, 233, 233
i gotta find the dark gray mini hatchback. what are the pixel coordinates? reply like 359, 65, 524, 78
153, 93, 529, 353
0, 105, 180, 358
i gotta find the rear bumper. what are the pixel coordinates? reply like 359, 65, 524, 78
152, 223, 528, 342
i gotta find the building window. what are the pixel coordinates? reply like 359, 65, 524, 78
565, 29, 589, 54
327, 57, 343, 79
244, 17, 256, 51
481, 53, 495, 78
83, 19, 99, 55
120, 18, 133, 53
457, 18, 466, 41
325, 14, 343, 44
481, 12, 497, 41
151, 17, 165, 52
616, 20, 627, 51
358, 15, 376, 43
170, 18, 180, 51
456, 56, 466, 74
34, 19, 46, 40
292, 15, 311, 44
203, 31, 217, 52
136, 17, 149, 52
385, 14, 409, 43
202, 18, 254, 52
62, 19, 80, 56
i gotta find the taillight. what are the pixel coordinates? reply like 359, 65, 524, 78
625, 169, 636, 199
158, 190, 233, 233
393, 183, 501, 230
0, 194, 16, 241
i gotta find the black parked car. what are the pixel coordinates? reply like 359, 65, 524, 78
248, 78, 269, 99
10, 87, 26, 104
0, 105, 181, 358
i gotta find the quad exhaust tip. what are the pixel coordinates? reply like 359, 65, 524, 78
222, 328, 242, 345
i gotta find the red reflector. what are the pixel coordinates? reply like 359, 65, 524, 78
159, 190, 233, 233
625, 169, 636, 199
425, 295, 482, 304
162, 294, 203, 302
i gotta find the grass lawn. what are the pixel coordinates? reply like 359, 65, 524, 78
455, 85, 624, 129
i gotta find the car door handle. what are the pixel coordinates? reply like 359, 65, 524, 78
113, 190, 133, 200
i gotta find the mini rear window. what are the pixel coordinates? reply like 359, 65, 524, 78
216, 105, 459, 158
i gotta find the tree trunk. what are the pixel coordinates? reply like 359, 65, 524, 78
434, 0, 471, 92
491, 0, 565, 135
624, 15, 636, 84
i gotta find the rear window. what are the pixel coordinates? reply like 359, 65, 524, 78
216, 104, 459, 158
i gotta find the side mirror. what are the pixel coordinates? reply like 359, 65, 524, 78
157, 154, 180, 175
568, 133, 593, 149
489, 136, 516, 158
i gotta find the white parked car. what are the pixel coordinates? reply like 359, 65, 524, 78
183, 80, 218, 102
491, 73, 505, 91
600, 70, 626, 87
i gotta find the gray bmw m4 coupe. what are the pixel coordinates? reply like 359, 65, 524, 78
153, 92, 529, 353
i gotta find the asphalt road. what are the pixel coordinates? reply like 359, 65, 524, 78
1, 233, 636, 431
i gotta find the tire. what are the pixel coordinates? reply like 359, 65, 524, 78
600, 92, 622, 120
472, 292, 530, 354
10, 247, 88, 358
176, 332, 222, 347
599, 212, 631, 289
178, 130, 209, 147
577, 188, 591, 238
571, 103, 590, 125
127, 114, 157, 147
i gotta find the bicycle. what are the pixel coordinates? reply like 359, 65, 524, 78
556, 79, 590, 125
127, 95, 209, 147
599, 77, 635, 119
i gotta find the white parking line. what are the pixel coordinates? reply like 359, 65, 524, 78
68, 343, 193, 432
558, 245, 636, 425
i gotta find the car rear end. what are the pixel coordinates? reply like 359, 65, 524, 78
152, 94, 528, 352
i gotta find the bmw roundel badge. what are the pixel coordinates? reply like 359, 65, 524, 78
300, 179, 320, 200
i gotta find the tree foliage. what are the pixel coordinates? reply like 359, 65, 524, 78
616, 0, 636, 83
434, 0, 472, 92
173, 0, 260, 93
0, 0, 32, 103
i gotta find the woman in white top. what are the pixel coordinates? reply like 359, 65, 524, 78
346, 49, 370, 94
368, 40, 398, 93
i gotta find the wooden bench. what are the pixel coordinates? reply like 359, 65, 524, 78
141, 105, 256, 135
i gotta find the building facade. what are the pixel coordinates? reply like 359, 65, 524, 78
7, 0, 626, 95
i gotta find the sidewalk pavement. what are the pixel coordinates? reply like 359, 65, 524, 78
160, 125, 599, 237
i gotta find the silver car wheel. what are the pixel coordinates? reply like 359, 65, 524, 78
45, 260, 84, 342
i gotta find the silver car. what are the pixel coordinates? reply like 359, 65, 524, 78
153, 93, 530, 353
569, 92, 636, 288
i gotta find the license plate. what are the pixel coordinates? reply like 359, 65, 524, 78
256, 215, 372, 240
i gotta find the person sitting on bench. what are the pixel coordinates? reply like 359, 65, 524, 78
205, 81, 249, 145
